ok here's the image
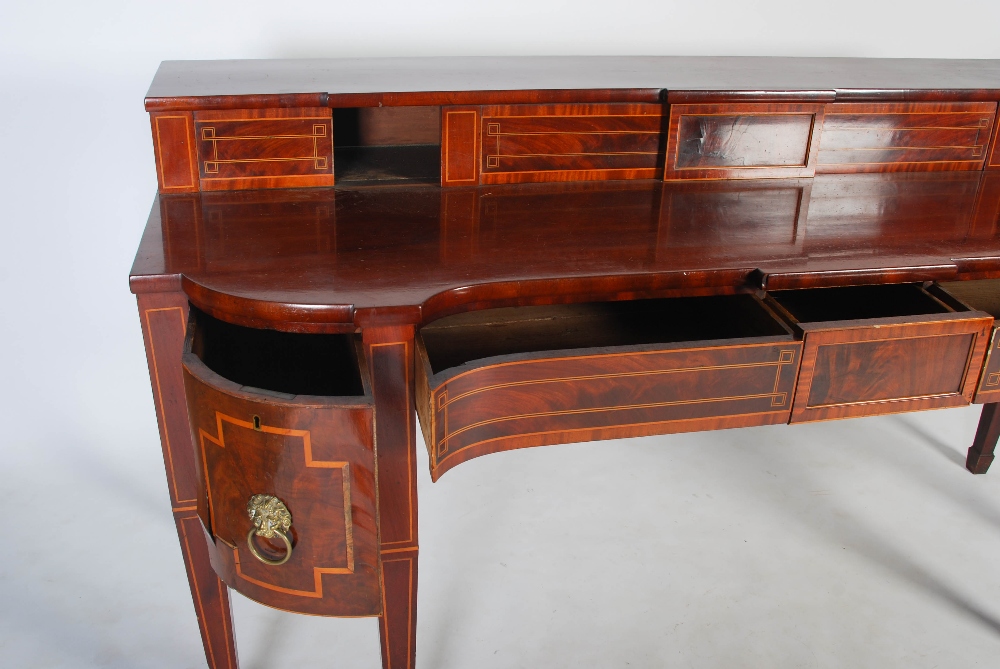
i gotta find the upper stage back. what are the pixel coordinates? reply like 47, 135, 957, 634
145, 56, 1000, 109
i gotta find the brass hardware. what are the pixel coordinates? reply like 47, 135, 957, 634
246, 494, 293, 566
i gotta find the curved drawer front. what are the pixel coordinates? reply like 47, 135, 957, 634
419, 340, 801, 479
182, 359, 380, 616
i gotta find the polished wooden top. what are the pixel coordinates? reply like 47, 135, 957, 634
130, 172, 1000, 331
145, 56, 1000, 110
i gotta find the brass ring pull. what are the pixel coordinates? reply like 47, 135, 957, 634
246, 527, 292, 566
246, 494, 293, 566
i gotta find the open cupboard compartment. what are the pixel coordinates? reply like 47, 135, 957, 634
333, 106, 441, 185
180, 308, 382, 616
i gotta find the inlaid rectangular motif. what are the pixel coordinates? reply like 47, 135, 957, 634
818, 102, 997, 173
194, 108, 334, 190
480, 103, 664, 184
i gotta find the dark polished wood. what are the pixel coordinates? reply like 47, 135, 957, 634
136, 293, 238, 669
664, 103, 824, 180
182, 311, 382, 615
441, 106, 479, 186
766, 284, 992, 422
816, 102, 996, 173
144, 57, 1000, 111
150, 112, 199, 193
132, 173, 1000, 331
131, 57, 1000, 669
361, 325, 419, 669
479, 103, 663, 184
417, 295, 801, 480
193, 108, 334, 190
970, 403, 1000, 473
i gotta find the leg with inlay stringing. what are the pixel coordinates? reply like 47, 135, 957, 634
137, 292, 239, 669
363, 324, 419, 669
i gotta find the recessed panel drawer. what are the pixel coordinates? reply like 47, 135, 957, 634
182, 310, 380, 616
937, 279, 1000, 403
416, 295, 802, 479
663, 103, 825, 180
767, 283, 992, 422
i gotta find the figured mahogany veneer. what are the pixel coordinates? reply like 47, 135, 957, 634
150, 112, 199, 193
767, 284, 992, 422
152, 108, 335, 192
133, 172, 1000, 328
478, 103, 664, 184
132, 57, 1000, 669
181, 310, 381, 616
817, 102, 997, 173
663, 103, 825, 180
416, 295, 800, 479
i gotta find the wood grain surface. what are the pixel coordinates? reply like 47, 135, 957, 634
769, 284, 993, 422
416, 295, 800, 479
182, 312, 381, 616
131, 173, 1000, 331
664, 103, 824, 180
193, 108, 334, 191
479, 103, 664, 184
817, 102, 997, 173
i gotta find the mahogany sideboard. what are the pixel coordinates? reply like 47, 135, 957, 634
131, 56, 1000, 668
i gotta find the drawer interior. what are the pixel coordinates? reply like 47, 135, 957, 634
420, 294, 791, 374
190, 309, 365, 397
769, 283, 957, 324
938, 279, 1000, 317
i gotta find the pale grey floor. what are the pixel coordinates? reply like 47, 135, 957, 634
5, 398, 1000, 668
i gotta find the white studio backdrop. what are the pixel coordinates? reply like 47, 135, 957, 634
3, 1, 1000, 667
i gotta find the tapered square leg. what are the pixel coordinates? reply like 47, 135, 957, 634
363, 325, 419, 669
138, 293, 239, 669
968, 403, 1000, 474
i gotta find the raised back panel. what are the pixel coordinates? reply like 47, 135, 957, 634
817, 102, 997, 173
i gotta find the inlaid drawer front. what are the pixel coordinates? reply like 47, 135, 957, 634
479, 104, 664, 184
182, 312, 380, 616
415, 295, 801, 479
817, 102, 997, 173
663, 103, 825, 180
193, 108, 334, 190
768, 284, 993, 423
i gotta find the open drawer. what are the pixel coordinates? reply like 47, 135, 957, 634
416, 294, 803, 479
181, 309, 381, 617
765, 283, 993, 423
937, 279, 1000, 403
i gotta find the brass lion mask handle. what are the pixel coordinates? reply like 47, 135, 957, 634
246, 494, 293, 566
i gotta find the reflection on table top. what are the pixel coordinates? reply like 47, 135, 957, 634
131, 172, 1000, 329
